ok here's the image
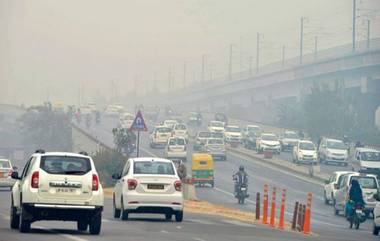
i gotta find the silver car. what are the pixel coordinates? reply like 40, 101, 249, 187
0, 158, 15, 190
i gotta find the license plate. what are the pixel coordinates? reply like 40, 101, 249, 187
356, 210, 363, 214
56, 188, 76, 193
240, 187, 247, 191
148, 184, 164, 190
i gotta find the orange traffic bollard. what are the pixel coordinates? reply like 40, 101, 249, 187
303, 193, 313, 235
269, 186, 277, 227
256, 192, 261, 220
262, 184, 269, 224
278, 189, 287, 230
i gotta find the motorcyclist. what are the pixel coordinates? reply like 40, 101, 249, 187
346, 179, 365, 219
233, 165, 248, 197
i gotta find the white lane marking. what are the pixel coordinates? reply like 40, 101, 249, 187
161, 230, 169, 233
102, 218, 112, 223
140, 147, 158, 157
221, 219, 256, 227
0, 213, 10, 220
34, 225, 88, 241
187, 218, 219, 225
176, 225, 182, 229
213, 187, 255, 204
193, 238, 207, 241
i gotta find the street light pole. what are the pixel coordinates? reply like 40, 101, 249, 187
367, 19, 370, 49
314, 36, 318, 61
228, 44, 233, 81
256, 32, 260, 74
300, 17, 304, 64
202, 54, 206, 83
352, 0, 357, 52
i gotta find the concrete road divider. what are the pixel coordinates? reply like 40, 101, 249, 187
183, 178, 198, 201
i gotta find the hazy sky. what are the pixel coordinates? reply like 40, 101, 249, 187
1, 0, 379, 105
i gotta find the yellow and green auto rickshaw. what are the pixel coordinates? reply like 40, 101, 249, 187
192, 153, 214, 187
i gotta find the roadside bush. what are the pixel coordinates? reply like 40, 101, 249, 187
92, 148, 126, 187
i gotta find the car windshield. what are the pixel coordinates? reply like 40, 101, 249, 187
360, 151, 380, 162
226, 126, 241, 132
299, 142, 315, 150
262, 134, 277, 141
165, 120, 177, 125
175, 124, 186, 130
351, 176, 378, 189
156, 127, 171, 133
327, 140, 346, 150
0, 160, 11, 169
207, 138, 224, 145
248, 126, 260, 133
134, 161, 175, 175
169, 138, 185, 145
40, 156, 91, 175
210, 132, 224, 138
284, 132, 298, 139
210, 122, 224, 127
199, 132, 211, 138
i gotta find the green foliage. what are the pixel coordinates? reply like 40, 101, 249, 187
92, 148, 126, 187
19, 105, 73, 152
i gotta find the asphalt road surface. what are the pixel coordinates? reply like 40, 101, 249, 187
65, 114, 378, 241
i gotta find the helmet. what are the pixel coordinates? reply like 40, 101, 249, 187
239, 165, 244, 171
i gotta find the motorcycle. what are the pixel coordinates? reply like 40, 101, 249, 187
235, 183, 249, 204
348, 202, 366, 229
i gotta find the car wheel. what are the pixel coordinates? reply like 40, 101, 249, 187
373, 225, 380, 235
333, 200, 339, 215
175, 211, 183, 222
10, 199, 20, 229
121, 200, 129, 220
77, 220, 88, 231
89, 212, 101, 235
165, 213, 172, 221
19, 205, 31, 233
113, 197, 121, 219
324, 191, 329, 205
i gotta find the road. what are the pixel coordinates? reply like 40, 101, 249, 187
67, 114, 378, 241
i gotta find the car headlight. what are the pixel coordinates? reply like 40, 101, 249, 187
298, 152, 303, 157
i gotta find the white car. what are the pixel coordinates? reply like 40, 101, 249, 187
172, 123, 189, 141
292, 140, 317, 164
351, 148, 380, 174
373, 197, 380, 235
104, 105, 122, 117
205, 138, 226, 161
318, 138, 348, 166
150, 126, 172, 148
323, 171, 354, 205
119, 112, 135, 129
112, 157, 184, 222
334, 173, 378, 216
0, 158, 16, 189
256, 133, 281, 154
10, 150, 104, 234
163, 120, 179, 129
208, 121, 225, 133
224, 125, 242, 144
165, 137, 187, 161
280, 131, 299, 152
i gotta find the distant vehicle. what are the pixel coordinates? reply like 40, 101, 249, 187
256, 133, 281, 154
318, 138, 348, 166
87, 102, 97, 112
242, 125, 261, 149
0, 158, 15, 190
207, 121, 225, 133
165, 137, 187, 162
186, 112, 202, 126
104, 104, 122, 117
204, 138, 226, 161
280, 131, 299, 152
119, 112, 135, 129
10, 150, 104, 234
193, 131, 211, 151
80, 105, 93, 115
149, 126, 172, 148
224, 125, 242, 145
53, 101, 65, 112
163, 119, 179, 129
214, 113, 228, 126
210, 132, 224, 139
351, 148, 380, 175
112, 158, 183, 222
173, 123, 189, 141
292, 140, 317, 165
334, 173, 378, 216
323, 171, 354, 205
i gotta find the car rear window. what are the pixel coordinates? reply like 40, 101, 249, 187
133, 161, 174, 175
40, 156, 91, 175
175, 124, 186, 130
199, 132, 210, 138
169, 138, 185, 145
156, 127, 172, 133
351, 176, 378, 189
0, 160, 10, 169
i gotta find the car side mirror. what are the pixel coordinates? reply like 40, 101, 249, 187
11, 171, 20, 180
112, 173, 121, 180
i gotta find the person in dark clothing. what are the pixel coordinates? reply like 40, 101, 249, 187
233, 165, 248, 196
349, 179, 365, 205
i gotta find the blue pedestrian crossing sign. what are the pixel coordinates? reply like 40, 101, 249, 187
130, 110, 148, 132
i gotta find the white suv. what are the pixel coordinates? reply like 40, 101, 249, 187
112, 157, 184, 222
10, 150, 104, 234
150, 126, 173, 148
165, 137, 187, 162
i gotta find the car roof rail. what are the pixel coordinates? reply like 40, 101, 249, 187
79, 151, 88, 156
35, 149, 45, 154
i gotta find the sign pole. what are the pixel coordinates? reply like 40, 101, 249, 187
136, 131, 140, 157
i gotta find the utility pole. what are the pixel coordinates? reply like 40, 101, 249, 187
300, 17, 304, 64
256, 32, 260, 74
366, 19, 370, 49
249, 56, 253, 76
228, 44, 233, 81
201, 54, 206, 83
352, 0, 357, 52
183, 61, 187, 88
314, 36, 318, 61
282, 45, 285, 67
240, 36, 243, 77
